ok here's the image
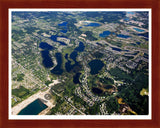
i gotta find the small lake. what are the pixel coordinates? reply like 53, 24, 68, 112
99, 31, 111, 38
124, 17, 130, 21
105, 85, 113, 89
39, 42, 54, 50
88, 59, 104, 75
133, 28, 145, 32
143, 53, 148, 59
58, 22, 68, 33
18, 99, 48, 115
138, 32, 148, 38
85, 22, 101, 27
41, 50, 54, 68
75, 42, 85, 52
111, 47, 122, 52
92, 87, 103, 95
117, 34, 130, 38
137, 32, 148, 41
65, 53, 79, 72
73, 73, 81, 84
50, 35, 67, 45
126, 12, 135, 15
58, 22, 68, 27
136, 42, 141, 45
51, 53, 63, 75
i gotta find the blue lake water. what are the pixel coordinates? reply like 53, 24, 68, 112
85, 23, 101, 27
65, 42, 84, 73
88, 59, 104, 75
124, 17, 130, 21
65, 53, 68, 59
65, 52, 79, 72
138, 32, 148, 38
58, 22, 68, 26
136, 42, 141, 45
143, 53, 148, 59
117, 34, 130, 38
18, 99, 48, 115
92, 87, 103, 95
39, 42, 54, 50
137, 32, 148, 41
99, 31, 111, 38
70, 51, 78, 63
126, 12, 135, 15
50, 35, 67, 45
133, 28, 145, 32
50, 53, 63, 75
111, 47, 122, 52
73, 73, 81, 84
60, 29, 67, 33
58, 22, 68, 33
65, 59, 73, 72
130, 43, 136, 46
41, 50, 54, 68
75, 42, 85, 52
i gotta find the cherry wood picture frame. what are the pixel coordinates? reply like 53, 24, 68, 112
0, 0, 160, 128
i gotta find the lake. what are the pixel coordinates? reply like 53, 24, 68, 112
65, 52, 79, 72
51, 53, 63, 75
143, 53, 148, 59
126, 11, 135, 15
99, 31, 111, 38
18, 98, 48, 115
105, 85, 113, 89
58, 21, 68, 33
50, 35, 67, 45
85, 22, 101, 27
133, 28, 145, 32
70, 51, 78, 63
124, 17, 130, 21
138, 32, 148, 38
75, 42, 85, 52
73, 73, 81, 84
136, 42, 141, 45
111, 47, 122, 52
41, 50, 54, 68
39, 42, 54, 50
58, 21, 67, 27
92, 87, 103, 95
117, 34, 130, 38
88, 59, 104, 75
138, 32, 148, 41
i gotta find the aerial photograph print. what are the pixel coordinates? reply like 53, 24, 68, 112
9, 9, 151, 119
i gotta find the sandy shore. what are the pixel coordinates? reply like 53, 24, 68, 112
11, 89, 54, 115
